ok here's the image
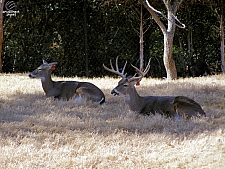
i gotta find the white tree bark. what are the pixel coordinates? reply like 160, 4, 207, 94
142, 0, 184, 80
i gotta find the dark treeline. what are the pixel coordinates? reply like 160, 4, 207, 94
2, 0, 222, 77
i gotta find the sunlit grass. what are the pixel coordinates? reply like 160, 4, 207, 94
0, 73, 225, 168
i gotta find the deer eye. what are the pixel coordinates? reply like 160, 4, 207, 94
38, 68, 42, 71
123, 84, 128, 87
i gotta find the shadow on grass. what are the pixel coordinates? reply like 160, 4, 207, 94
0, 93, 43, 122
0, 86, 224, 139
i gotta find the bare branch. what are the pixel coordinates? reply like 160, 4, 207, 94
142, 0, 185, 29
141, 0, 167, 33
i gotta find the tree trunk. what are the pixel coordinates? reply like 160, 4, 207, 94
164, 33, 177, 79
139, 4, 144, 71
142, 0, 184, 80
84, 0, 89, 77
220, 14, 225, 74
208, 0, 224, 74
0, 0, 4, 73
187, 26, 193, 63
163, 8, 177, 80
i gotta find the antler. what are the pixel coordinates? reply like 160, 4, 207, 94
128, 58, 151, 82
103, 56, 127, 78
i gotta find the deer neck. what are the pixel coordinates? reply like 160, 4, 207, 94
124, 86, 143, 112
41, 71, 54, 94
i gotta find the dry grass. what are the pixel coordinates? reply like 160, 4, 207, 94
0, 73, 225, 168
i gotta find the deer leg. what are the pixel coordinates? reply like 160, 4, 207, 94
75, 87, 90, 101
76, 87, 102, 103
74, 93, 83, 103
174, 112, 181, 121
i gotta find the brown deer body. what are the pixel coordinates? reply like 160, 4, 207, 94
103, 57, 206, 119
29, 60, 105, 104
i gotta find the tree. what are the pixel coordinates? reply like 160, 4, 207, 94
220, 12, 225, 74
208, 0, 225, 74
1, 0, 221, 77
0, 0, 4, 73
141, 0, 185, 80
134, 3, 152, 71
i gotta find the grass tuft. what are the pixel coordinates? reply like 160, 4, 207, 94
0, 73, 225, 168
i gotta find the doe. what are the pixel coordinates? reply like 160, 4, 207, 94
29, 60, 105, 104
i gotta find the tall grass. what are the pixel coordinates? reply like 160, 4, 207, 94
0, 73, 225, 168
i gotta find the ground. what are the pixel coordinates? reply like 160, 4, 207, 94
0, 73, 225, 168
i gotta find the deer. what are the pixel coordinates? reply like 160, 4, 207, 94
103, 57, 206, 119
29, 60, 105, 104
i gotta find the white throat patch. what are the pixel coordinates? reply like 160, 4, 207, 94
124, 95, 130, 102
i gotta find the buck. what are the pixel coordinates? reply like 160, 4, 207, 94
103, 57, 206, 119
29, 60, 105, 104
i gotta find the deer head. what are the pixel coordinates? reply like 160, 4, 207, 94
103, 57, 151, 96
29, 60, 58, 81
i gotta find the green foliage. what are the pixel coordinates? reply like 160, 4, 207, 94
2, 0, 222, 77
174, 2, 221, 75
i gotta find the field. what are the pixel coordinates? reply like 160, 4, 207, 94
0, 73, 225, 168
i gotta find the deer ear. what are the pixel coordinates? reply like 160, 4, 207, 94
43, 59, 48, 64
48, 62, 58, 70
136, 81, 140, 86
49, 62, 58, 65
50, 65, 56, 70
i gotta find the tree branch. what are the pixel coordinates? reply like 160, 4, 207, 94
142, 0, 185, 30
141, 0, 167, 33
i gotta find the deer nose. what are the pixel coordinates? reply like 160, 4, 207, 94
28, 74, 34, 78
111, 89, 119, 96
